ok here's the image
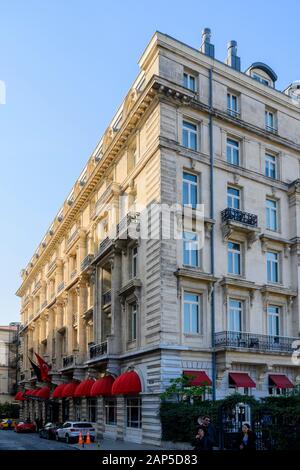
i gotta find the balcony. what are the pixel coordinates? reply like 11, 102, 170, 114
47, 260, 57, 275
62, 355, 75, 368
81, 254, 94, 271
92, 182, 121, 219
57, 281, 65, 293
32, 281, 41, 295
102, 290, 111, 307
221, 207, 259, 248
116, 212, 140, 240
215, 331, 299, 354
70, 269, 77, 279
89, 341, 108, 360
265, 125, 278, 135
227, 108, 240, 119
66, 228, 79, 248
98, 237, 113, 257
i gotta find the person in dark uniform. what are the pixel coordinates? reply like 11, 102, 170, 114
192, 426, 213, 451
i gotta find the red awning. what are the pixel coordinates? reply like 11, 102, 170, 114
183, 370, 212, 386
229, 372, 256, 388
15, 391, 25, 401
51, 383, 67, 399
36, 386, 50, 399
24, 389, 34, 397
74, 379, 95, 398
90, 376, 115, 397
61, 382, 79, 398
112, 370, 141, 395
269, 374, 294, 389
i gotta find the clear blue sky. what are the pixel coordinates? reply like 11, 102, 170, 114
0, 0, 299, 324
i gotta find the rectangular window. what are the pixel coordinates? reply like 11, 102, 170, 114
183, 172, 198, 208
228, 299, 242, 332
266, 199, 278, 231
126, 397, 142, 428
227, 187, 240, 209
183, 72, 196, 91
129, 302, 137, 341
227, 92, 239, 117
265, 154, 277, 179
105, 398, 117, 425
265, 110, 276, 132
131, 246, 138, 278
267, 305, 280, 337
253, 73, 270, 86
226, 138, 240, 165
183, 231, 199, 267
228, 242, 241, 275
87, 398, 97, 423
182, 121, 197, 151
267, 251, 279, 283
183, 292, 200, 334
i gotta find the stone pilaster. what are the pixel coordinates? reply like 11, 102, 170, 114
116, 396, 125, 440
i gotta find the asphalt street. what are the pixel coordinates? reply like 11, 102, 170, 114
0, 430, 163, 450
0, 430, 75, 450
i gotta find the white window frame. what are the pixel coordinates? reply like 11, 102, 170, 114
265, 153, 277, 179
226, 138, 240, 165
183, 231, 199, 267
183, 72, 196, 92
183, 292, 201, 334
131, 246, 138, 278
182, 120, 198, 151
252, 72, 270, 86
183, 171, 198, 208
265, 109, 277, 132
267, 251, 279, 283
267, 305, 280, 337
228, 242, 241, 276
228, 298, 243, 332
266, 198, 278, 231
129, 302, 137, 341
227, 92, 239, 117
227, 186, 241, 209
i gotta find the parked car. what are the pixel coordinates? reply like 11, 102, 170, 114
0, 419, 17, 430
55, 421, 96, 443
15, 421, 36, 433
39, 422, 62, 440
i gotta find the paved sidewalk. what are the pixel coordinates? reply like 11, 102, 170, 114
73, 437, 193, 451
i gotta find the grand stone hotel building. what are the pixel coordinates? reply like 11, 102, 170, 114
16, 29, 300, 445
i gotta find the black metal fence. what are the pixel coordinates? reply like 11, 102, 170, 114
218, 404, 300, 450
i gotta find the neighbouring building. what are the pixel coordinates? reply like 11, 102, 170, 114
0, 323, 20, 403
16, 29, 300, 445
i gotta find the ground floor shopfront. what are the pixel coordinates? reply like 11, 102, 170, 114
16, 349, 299, 446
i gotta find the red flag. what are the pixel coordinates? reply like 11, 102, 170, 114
35, 353, 51, 382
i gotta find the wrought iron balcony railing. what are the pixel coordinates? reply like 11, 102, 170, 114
81, 254, 94, 271
89, 341, 108, 359
62, 355, 74, 368
57, 281, 65, 293
215, 331, 299, 354
102, 290, 111, 306
221, 207, 258, 227
265, 125, 278, 134
227, 108, 240, 118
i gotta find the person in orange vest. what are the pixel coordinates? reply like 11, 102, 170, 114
86, 432, 91, 444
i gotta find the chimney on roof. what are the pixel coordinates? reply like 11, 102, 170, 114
226, 40, 241, 71
200, 28, 215, 58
